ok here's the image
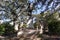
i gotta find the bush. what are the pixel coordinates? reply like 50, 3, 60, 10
22, 24, 27, 28
33, 22, 40, 29
48, 20, 60, 35
0, 24, 5, 35
33, 22, 37, 28
0, 23, 14, 35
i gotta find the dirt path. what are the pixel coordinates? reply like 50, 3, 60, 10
0, 29, 41, 40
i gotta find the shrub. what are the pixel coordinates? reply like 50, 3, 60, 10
33, 22, 37, 28
0, 24, 5, 35
0, 23, 14, 36
48, 20, 60, 35
22, 24, 27, 28
33, 22, 40, 29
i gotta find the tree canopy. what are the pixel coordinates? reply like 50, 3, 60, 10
0, 0, 60, 34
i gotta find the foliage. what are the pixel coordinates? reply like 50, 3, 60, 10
0, 24, 5, 35
48, 20, 60, 35
33, 22, 37, 28
4, 23, 14, 35
33, 21, 40, 29
22, 24, 27, 28
0, 23, 14, 35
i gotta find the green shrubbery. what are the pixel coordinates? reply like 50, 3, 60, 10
0, 23, 14, 35
0, 24, 5, 35
48, 20, 60, 35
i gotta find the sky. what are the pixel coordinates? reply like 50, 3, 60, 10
29, 0, 60, 14
28, 0, 50, 14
